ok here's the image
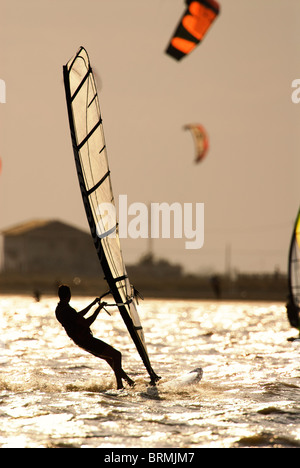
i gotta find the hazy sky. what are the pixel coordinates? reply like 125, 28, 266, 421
1, 0, 300, 274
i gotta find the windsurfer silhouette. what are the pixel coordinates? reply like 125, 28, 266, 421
55, 284, 135, 389
286, 294, 300, 341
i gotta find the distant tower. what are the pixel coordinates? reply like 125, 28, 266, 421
147, 202, 154, 261
225, 243, 232, 278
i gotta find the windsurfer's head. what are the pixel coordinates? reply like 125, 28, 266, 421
58, 284, 71, 302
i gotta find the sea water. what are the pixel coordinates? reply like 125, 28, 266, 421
0, 295, 299, 448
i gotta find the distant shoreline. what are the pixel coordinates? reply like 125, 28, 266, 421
0, 272, 288, 302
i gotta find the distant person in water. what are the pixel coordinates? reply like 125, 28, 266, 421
210, 275, 221, 299
55, 284, 134, 389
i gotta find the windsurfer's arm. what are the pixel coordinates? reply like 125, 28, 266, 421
84, 302, 106, 327
78, 298, 100, 317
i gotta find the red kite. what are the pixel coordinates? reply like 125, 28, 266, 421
166, 0, 220, 61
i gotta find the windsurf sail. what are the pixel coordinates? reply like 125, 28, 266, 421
63, 46, 160, 384
184, 123, 209, 163
287, 207, 300, 330
166, 0, 220, 61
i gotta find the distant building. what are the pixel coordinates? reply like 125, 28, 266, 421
1, 219, 101, 277
128, 253, 183, 279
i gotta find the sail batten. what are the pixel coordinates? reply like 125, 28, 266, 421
86, 171, 110, 196
71, 67, 92, 101
63, 46, 159, 384
77, 119, 102, 150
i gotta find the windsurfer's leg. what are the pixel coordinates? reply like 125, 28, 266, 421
102, 346, 134, 389
83, 338, 134, 389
